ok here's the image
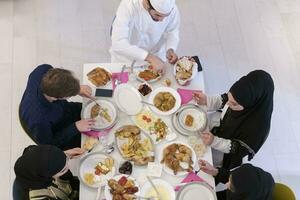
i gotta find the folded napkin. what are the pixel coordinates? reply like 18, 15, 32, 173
177, 88, 201, 104
174, 172, 205, 191
112, 72, 129, 90
82, 127, 112, 138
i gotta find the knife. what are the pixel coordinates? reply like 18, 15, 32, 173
146, 176, 161, 200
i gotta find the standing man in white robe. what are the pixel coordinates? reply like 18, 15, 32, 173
110, 0, 180, 71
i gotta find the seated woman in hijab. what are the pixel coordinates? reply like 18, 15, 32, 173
13, 145, 85, 200
199, 161, 275, 200
193, 70, 274, 175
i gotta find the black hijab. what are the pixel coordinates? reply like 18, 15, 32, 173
216, 70, 274, 154
14, 145, 66, 190
227, 164, 275, 200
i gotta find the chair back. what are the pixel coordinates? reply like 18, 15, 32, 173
272, 183, 296, 200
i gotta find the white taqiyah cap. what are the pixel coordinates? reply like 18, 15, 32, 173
149, 0, 175, 14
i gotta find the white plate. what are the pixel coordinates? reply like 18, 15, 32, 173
86, 66, 112, 88
172, 104, 207, 136
134, 65, 162, 83
140, 179, 176, 200
176, 182, 217, 200
178, 107, 207, 132
158, 141, 196, 176
81, 99, 118, 131
131, 108, 177, 144
113, 83, 143, 115
79, 152, 116, 188
115, 125, 155, 166
104, 175, 140, 200
148, 87, 181, 116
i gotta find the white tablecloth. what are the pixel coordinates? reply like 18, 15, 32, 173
76, 63, 215, 199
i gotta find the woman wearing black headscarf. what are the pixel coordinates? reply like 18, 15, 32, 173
198, 161, 275, 200
193, 70, 274, 173
13, 145, 84, 200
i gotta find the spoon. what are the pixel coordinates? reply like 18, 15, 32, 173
141, 100, 155, 107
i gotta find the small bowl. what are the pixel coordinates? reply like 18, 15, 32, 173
137, 82, 153, 96
174, 57, 198, 86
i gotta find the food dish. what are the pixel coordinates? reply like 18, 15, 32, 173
163, 78, 172, 87
104, 175, 140, 200
184, 114, 194, 127
138, 69, 160, 81
138, 83, 152, 96
176, 182, 217, 200
174, 57, 198, 86
159, 142, 196, 176
90, 103, 112, 122
82, 136, 99, 151
135, 64, 162, 83
119, 161, 133, 175
188, 135, 207, 158
87, 67, 112, 87
141, 179, 176, 200
172, 104, 207, 136
79, 152, 116, 188
178, 106, 207, 132
149, 87, 181, 116
133, 109, 176, 143
113, 83, 143, 115
150, 119, 169, 142
81, 99, 118, 131
133, 110, 156, 132
115, 125, 154, 166
154, 92, 176, 112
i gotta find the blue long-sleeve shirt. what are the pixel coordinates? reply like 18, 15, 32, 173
20, 64, 81, 149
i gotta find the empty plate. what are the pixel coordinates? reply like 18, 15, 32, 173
113, 83, 143, 115
176, 182, 217, 200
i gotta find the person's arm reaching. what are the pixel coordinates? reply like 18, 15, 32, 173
111, 0, 149, 61
198, 159, 230, 184
31, 119, 95, 148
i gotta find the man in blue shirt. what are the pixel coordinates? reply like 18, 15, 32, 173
20, 64, 95, 150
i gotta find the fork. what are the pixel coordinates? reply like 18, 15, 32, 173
116, 64, 127, 86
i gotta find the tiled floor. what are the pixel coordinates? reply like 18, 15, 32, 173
0, 0, 300, 199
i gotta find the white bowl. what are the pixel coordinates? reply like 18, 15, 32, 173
174, 57, 198, 86
148, 87, 181, 116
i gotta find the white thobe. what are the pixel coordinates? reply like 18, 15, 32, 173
109, 0, 180, 63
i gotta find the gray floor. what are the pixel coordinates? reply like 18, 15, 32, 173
1, 0, 300, 199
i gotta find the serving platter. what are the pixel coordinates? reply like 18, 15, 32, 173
114, 125, 155, 166
158, 141, 197, 177
131, 108, 177, 144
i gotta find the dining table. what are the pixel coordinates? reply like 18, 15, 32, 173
76, 62, 216, 199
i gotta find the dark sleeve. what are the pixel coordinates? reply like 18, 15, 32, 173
61, 101, 82, 122
31, 122, 80, 149
215, 167, 230, 184
220, 93, 228, 108
230, 140, 254, 161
